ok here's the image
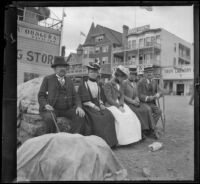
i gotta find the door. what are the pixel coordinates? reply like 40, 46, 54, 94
176, 84, 184, 95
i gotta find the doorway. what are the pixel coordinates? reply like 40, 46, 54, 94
176, 84, 184, 95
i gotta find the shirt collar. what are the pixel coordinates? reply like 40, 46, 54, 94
56, 74, 65, 80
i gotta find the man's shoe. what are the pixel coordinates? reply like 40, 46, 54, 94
149, 129, 160, 139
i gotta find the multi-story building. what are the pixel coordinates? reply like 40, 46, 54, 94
17, 7, 62, 84
66, 23, 122, 81
112, 25, 193, 96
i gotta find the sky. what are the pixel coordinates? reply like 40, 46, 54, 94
49, 6, 194, 56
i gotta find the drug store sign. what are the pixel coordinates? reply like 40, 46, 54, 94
18, 49, 55, 65
18, 26, 60, 45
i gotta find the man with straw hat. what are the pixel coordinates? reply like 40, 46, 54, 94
137, 66, 163, 138
38, 56, 88, 135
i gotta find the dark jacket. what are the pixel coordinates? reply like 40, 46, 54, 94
103, 78, 124, 108
38, 74, 82, 111
122, 79, 138, 104
137, 78, 158, 103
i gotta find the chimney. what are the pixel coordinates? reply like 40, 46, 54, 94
61, 46, 65, 57
122, 25, 129, 49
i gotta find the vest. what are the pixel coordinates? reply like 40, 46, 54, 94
54, 84, 69, 110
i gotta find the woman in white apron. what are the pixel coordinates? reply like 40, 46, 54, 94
103, 65, 142, 145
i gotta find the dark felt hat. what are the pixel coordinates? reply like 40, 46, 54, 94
51, 56, 68, 68
144, 66, 155, 72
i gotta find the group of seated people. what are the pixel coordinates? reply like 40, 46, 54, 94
38, 56, 165, 148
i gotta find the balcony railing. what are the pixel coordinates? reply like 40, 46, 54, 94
178, 53, 191, 61
17, 7, 62, 31
112, 59, 160, 68
113, 42, 161, 53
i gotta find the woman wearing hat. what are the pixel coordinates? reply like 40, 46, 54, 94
77, 61, 118, 147
103, 65, 142, 145
122, 67, 156, 139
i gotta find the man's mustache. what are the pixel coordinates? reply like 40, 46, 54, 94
60, 70, 66, 73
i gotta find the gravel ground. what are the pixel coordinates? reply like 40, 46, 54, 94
113, 95, 194, 181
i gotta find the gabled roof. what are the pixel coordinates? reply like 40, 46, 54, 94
77, 44, 83, 51
83, 23, 122, 46
66, 52, 82, 65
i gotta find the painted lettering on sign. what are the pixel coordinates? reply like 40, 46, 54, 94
17, 49, 55, 65
18, 26, 60, 45
128, 25, 150, 35
162, 66, 193, 80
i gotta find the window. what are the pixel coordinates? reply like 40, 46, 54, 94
139, 38, 144, 48
186, 48, 190, 59
156, 35, 161, 44
95, 47, 100, 53
151, 36, 156, 43
24, 72, 39, 82
173, 57, 176, 66
146, 37, 151, 46
102, 45, 109, 53
174, 43, 176, 52
95, 35, 104, 42
102, 57, 108, 64
131, 40, 136, 49
156, 53, 160, 61
128, 40, 131, 49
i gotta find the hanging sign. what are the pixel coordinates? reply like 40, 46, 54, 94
18, 26, 60, 45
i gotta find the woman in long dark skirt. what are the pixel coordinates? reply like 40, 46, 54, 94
122, 67, 157, 139
78, 61, 118, 147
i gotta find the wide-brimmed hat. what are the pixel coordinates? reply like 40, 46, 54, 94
86, 61, 100, 71
116, 65, 130, 76
51, 56, 68, 68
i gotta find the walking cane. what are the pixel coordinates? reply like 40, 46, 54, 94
48, 110, 60, 133
156, 77, 166, 134
157, 97, 165, 133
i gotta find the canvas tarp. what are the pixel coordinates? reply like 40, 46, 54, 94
17, 133, 127, 181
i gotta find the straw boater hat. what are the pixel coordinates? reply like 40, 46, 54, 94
51, 56, 68, 68
116, 65, 130, 76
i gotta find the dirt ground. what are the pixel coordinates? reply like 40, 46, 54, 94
113, 95, 194, 181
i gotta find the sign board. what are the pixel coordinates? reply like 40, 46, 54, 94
162, 66, 193, 80
128, 25, 150, 35
17, 49, 55, 65
18, 26, 60, 45
137, 65, 144, 74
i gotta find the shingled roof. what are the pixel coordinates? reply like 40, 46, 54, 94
66, 53, 82, 65
83, 23, 122, 46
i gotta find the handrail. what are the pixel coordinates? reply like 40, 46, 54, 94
17, 7, 62, 31
113, 42, 161, 52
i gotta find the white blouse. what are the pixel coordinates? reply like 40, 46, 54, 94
86, 80, 98, 98
83, 80, 103, 108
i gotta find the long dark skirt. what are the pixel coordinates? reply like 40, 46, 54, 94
126, 102, 156, 131
83, 106, 118, 147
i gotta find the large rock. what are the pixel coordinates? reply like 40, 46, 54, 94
17, 113, 71, 145
17, 77, 44, 116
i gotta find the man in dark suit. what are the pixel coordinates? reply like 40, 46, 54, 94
137, 66, 163, 138
38, 56, 88, 134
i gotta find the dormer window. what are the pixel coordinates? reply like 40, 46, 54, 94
95, 35, 104, 42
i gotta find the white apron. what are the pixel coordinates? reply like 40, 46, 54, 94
106, 103, 142, 145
